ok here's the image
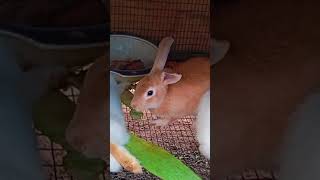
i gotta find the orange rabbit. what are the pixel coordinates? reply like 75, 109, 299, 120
130, 37, 210, 127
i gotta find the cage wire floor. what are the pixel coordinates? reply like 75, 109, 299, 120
110, 106, 210, 179
35, 86, 277, 180
35, 85, 210, 180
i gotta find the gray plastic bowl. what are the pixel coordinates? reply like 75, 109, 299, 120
110, 34, 158, 83
0, 25, 108, 68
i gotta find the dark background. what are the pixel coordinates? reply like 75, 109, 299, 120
213, 0, 320, 177
0, 0, 107, 26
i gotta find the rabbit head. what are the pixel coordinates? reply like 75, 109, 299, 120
130, 37, 182, 111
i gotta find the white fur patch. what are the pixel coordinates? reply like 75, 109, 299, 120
110, 153, 122, 172
110, 72, 130, 145
196, 90, 210, 159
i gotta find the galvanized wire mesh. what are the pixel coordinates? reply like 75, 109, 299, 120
35, 84, 209, 179
35, 85, 277, 180
36, 87, 74, 180
111, 0, 210, 56
36, 86, 107, 180
36, 130, 72, 180
35, 83, 211, 179
33, 71, 278, 180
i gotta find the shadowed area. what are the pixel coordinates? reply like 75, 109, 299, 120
213, 0, 320, 178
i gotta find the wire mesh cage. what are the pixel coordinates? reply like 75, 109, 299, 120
111, 110, 210, 179
36, 86, 109, 180
35, 85, 209, 180
35, 86, 279, 180
111, 0, 210, 59
110, 0, 211, 179
36, 84, 110, 180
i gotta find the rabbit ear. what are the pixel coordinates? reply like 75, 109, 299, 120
161, 72, 182, 85
150, 37, 174, 73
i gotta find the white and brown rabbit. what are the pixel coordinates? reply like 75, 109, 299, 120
130, 37, 210, 127
65, 54, 141, 173
109, 72, 142, 173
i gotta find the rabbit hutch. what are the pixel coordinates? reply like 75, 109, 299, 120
110, 0, 210, 179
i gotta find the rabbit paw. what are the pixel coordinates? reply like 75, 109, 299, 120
122, 157, 143, 174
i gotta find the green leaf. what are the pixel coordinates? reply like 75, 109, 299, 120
120, 89, 134, 107
32, 91, 105, 180
130, 109, 143, 119
126, 134, 202, 180
121, 89, 143, 120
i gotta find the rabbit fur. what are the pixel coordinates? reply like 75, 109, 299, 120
196, 90, 211, 160
131, 37, 210, 127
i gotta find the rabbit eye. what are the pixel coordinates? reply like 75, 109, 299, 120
147, 90, 153, 96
